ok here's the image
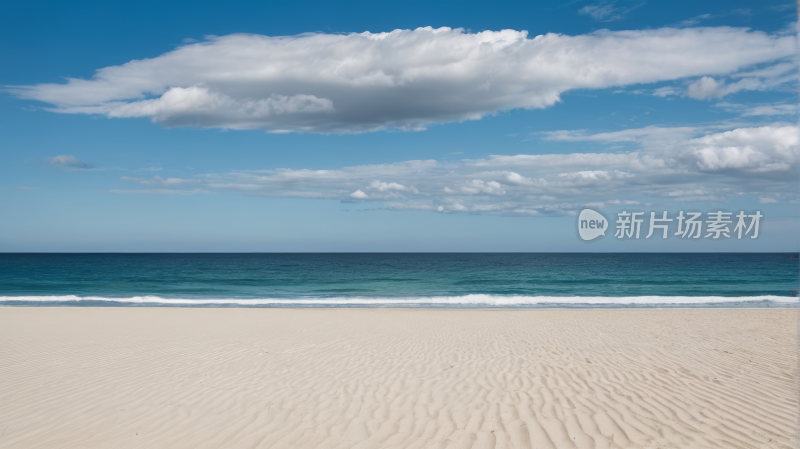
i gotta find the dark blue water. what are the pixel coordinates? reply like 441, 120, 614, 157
0, 253, 797, 307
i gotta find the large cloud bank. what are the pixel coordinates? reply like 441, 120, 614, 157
13, 26, 795, 133
118, 125, 799, 213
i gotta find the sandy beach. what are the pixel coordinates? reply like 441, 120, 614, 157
0, 308, 796, 449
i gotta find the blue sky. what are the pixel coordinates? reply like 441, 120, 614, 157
1, 0, 797, 252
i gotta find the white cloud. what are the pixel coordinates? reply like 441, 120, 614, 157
716, 102, 798, 117
460, 180, 506, 195
12, 26, 794, 134
740, 104, 797, 116
759, 197, 778, 203
108, 87, 335, 131
685, 76, 780, 100
109, 189, 208, 195
676, 125, 798, 177
115, 124, 796, 215
121, 175, 198, 186
368, 180, 419, 194
652, 86, 681, 97
667, 189, 710, 197
607, 199, 640, 205
768, 4, 794, 12
678, 14, 714, 27
664, 189, 723, 201
579, 3, 620, 21
543, 124, 800, 179
541, 125, 700, 150
686, 76, 727, 99
683, 60, 797, 100
730, 61, 796, 79
47, 155, 93, 169
578, 2, 641, 21
556, 170, 632, 186
644, 57, 797, 101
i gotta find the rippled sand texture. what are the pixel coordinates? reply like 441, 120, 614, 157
0, 308, 797, 449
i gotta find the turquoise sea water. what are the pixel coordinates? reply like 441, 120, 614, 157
0, 253, 797, 307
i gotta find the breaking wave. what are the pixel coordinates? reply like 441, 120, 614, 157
0, 295, 795, 307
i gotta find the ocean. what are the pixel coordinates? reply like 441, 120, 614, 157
0, 253, 797, 308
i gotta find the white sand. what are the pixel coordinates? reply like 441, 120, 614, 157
0, 308, 796, 449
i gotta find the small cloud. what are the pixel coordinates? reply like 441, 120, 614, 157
140, 167, 162, 171
758, 197, 777, 203
684, 62, 794, 100
48, 155, 93, 169
449, 152, 464, 155
579, 3, 618, 20
368, 180, 419, 194
678, 13, 714, 27
741, 103, 797, 117
603, 199, 638, 205
714, 101, 798, 117
614, 89, 647, 95
122, 175, 197, 186
578, 2, 641, 21
182, 38, 199, 44
714, 102, 744, 111
686, 77, 725, 100
350, 190, 368, 199
731, 8, 751, 16
768, 3, 793, 12
109, 189, 208, 195
652, 86, 680, 97
668, 189, 707, 197
585, 201, 606, 209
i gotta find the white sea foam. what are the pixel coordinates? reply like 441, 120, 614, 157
0, 295, 795, 306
